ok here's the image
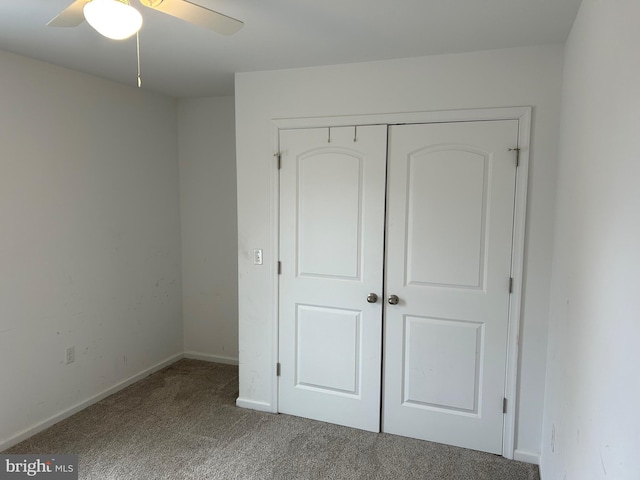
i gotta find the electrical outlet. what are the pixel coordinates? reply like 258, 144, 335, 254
66, 346, 75, 364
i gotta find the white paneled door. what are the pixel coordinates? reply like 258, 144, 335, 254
383, 121, 518, 454
278, 120, 519, 453
278, 126, 388, 431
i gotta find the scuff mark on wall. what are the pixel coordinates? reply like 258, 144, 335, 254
600, 452, 607, 476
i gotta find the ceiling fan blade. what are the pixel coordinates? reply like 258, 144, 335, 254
144, 0, 243, 35
47, 0, 88, 27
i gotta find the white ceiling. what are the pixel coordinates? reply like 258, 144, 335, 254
0, 0, 582, 98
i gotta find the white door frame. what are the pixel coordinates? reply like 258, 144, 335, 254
269, 106, 531, 460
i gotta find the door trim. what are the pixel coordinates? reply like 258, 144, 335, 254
270, 106, 531, 460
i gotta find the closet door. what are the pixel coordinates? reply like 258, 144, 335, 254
383, 121, 518, 454
278, 125, 387, 431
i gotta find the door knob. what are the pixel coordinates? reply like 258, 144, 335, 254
388, 294, 399, 305
367, 293, 378, 303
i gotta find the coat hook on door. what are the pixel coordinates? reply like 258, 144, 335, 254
354, 125, 358, 142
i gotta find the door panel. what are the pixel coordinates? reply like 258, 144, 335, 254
403, 316, 483, 413
405, 147, 488, 288
383, 121, 518, 454
278, 125, 387, 432
296, 304, 360, 395
297, 151, 362, 279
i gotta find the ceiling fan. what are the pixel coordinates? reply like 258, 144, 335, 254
47, 0, 243, 87
48, 0, 244, 40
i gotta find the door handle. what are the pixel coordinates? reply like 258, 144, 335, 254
367, 293, 378, 303
388, 294, 399, 305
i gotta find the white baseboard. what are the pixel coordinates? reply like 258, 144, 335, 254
183, 351, 239, 366
236, 397, 274, 413
514, 449, 540, 465
0, 353, 184, 452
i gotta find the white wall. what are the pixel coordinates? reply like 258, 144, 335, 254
0, 50, 183, 449
541, 1, 640, 479
235, 44, 565, 460
178, 96, 239, 364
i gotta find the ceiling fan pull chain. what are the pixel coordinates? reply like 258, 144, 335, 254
136, 31, 142, 88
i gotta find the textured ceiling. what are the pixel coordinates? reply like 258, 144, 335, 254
0, 0, 582, 98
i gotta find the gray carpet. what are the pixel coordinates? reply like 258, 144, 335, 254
5, 359, 540, 479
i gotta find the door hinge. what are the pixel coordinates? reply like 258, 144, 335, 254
274, 153, 281, 169
278, 261, 282, 275
503, 397, 508, 414
508, 147, 520, 167
509, 277, 513, 294
276, 363, 281, 376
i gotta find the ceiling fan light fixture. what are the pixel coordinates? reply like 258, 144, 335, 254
83, 0, 143, 40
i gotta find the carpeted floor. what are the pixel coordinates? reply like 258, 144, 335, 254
5, 359, 540, 479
